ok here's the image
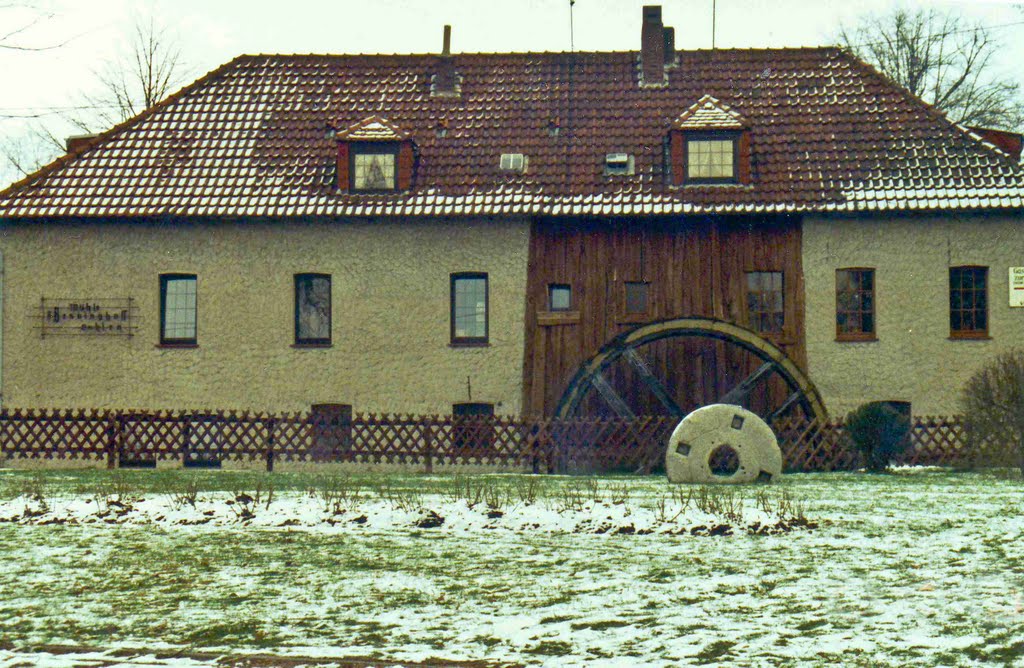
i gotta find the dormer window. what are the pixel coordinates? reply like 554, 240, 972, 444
670, 95, 749, 187
685, 132, 739, 183
335, 115, 415, 193
351, 143, 398, 191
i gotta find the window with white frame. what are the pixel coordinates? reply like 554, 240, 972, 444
160, 274, 197, 345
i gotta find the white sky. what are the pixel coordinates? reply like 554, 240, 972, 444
1, 0, 1023, 188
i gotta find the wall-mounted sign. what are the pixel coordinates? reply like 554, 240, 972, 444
37, 298, 138, 337
1011, 268, 1024, 308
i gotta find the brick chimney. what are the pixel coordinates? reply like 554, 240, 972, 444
432, 24, 460, 98
663, 26, 676, 67
65, 134, 98, 153
640, 5, 666, 86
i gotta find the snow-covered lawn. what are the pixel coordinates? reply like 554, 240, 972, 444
0, 468, 1021, 667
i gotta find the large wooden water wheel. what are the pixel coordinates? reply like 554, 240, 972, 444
554, 316, 827, 423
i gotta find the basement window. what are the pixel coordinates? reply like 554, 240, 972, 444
452, 402, 496, 451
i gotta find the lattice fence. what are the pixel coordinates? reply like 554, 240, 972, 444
0, 408, 1018, 473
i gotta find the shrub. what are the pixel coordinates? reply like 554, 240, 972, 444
961, 350, 1024, 473
844, 401, 911, 472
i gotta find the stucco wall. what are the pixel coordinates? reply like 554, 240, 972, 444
0, 218, 529, 414
803, 213, 1024, 417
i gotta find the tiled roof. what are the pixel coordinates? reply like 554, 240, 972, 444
2, 47, 1024, 219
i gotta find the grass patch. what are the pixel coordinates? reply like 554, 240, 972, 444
523, 639, 574, 656
0, 469, 1020, 666
570, 619, 632, 631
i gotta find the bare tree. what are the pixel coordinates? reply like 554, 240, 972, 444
839, 8, 1024, 130
1, 13, 189, 187
0, 3, 66, 187
77, 16, 186, 131
0, 122, 64, 182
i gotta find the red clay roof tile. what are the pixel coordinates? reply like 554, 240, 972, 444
2, 48, 1024, 218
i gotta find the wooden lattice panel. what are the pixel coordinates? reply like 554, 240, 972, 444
772, 418, 859, 472
0, 409, 108, 461
0, 409, 1015, 473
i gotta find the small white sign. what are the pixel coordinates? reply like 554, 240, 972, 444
1011, 267, 1024, 308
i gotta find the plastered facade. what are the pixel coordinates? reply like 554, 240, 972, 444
803, 213, 1024, 417
0, 218, 529, 414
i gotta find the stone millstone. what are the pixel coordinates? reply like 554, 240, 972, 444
665, 404, 782, 484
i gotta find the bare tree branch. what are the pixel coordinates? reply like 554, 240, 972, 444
839, 8, 1024, 131
0, 122, 63, 182
1, 9, 189, 186
73, 15, 187, 131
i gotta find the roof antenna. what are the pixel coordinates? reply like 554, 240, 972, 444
565, 0, 576, 190
569, 0, 576, 53
712, 0, 717, 49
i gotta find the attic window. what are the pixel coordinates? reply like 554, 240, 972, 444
336, 115, 414, 193
500, 153, 526, 173
670, 95, 749, 187
685, 132, 738, 183
351, 143, 398, 191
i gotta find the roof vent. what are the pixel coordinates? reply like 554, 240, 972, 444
605, 153, 634, 176
500, 153, 527, 173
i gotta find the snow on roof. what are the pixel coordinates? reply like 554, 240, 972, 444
2, 48, 1024, 219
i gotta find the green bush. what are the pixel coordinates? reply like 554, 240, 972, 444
844, 401, 911, 472
962, 350, 1024, 473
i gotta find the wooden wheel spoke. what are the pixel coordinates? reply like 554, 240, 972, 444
767, 389, 804, 422
588, 372, 636, 419
718, 361, 776, 408
623, 348, 685, 418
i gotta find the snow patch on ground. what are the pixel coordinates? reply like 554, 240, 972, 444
0, 488, 810, 536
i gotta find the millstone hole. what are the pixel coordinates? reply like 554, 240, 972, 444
676, 441, 691, 456
756, 471, 774, 483
708, 444, 740, 476
730, 414, 745, 430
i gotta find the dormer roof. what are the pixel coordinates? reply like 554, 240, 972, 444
336, 115, 411, 142
673, 95, 747, 131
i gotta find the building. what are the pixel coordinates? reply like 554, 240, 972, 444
1, 6, 1022, 421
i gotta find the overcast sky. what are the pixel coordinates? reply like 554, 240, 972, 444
2, 0, 1023, 188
